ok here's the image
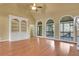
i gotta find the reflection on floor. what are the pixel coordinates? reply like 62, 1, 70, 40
0, 37, 79, 56
60, 36, 79, 49
60, 37, 73, 42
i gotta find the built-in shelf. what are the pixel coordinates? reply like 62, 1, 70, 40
11, 19, 19, 32
9, 15, 29, 41
21, 20, 27, 32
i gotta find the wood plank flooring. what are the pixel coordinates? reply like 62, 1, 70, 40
0, 37, 79, 56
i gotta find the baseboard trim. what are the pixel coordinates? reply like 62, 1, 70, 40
54, 39, 77, 44
0, 39, 9, 42
9, 38, 29, 42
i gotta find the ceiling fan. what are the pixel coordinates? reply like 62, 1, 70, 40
31, 3, 42, 11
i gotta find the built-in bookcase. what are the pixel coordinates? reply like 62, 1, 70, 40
9, 15, 29, 41
11, 19, 19, 32
21, 20, 27, 32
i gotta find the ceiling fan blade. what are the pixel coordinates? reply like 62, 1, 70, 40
37, 6, 42, 8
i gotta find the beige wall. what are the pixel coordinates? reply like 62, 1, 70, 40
34, 4, 79, 39
0, 4, 35, 40
1, 3, 79, 41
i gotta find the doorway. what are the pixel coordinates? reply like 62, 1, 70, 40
37, 21, 42, 36
60, 16, 74, 42
46, 19, 54, 39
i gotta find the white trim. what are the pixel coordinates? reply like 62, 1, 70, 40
74, 16, 79, 43
45, 18, 55, 39
9, 15, 12, 41
73, 16, 78, 42
8, 38, 30, 42
0, 39, 9, 42
36, 36, 47, 38
59, 15, 75, 42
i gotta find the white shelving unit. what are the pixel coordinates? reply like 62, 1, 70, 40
9, 15, 29, 41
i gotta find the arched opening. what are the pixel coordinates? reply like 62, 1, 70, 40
11, 19, 19, 32
46, 19, 54, 38
60, 16, 74, 42
37, 21, 42, 36
21, 20, 27, 32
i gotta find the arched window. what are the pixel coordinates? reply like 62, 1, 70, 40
60, 16, 74, 42
37, 21, 42, 36
11, 19, 19, 32
46, 19, 54, 38
21, 20, 27, 32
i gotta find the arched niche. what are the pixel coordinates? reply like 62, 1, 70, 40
11, 19, 19, 32
21, 20, 27, 32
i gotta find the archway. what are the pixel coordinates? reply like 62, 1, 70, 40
46, 19, 54, 38
60, 16, 74, 42
37, 21, 42, 36
11, 19, 19, 32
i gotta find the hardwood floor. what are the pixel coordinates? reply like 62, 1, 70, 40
0, 37, 79, 56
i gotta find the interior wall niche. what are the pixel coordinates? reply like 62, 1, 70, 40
11, 19, 19, 32
21, 20, 27, 32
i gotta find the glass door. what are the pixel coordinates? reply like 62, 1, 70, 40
46, 19, 54, 38
60, 16, 74, 42
37, 21, 42, 36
